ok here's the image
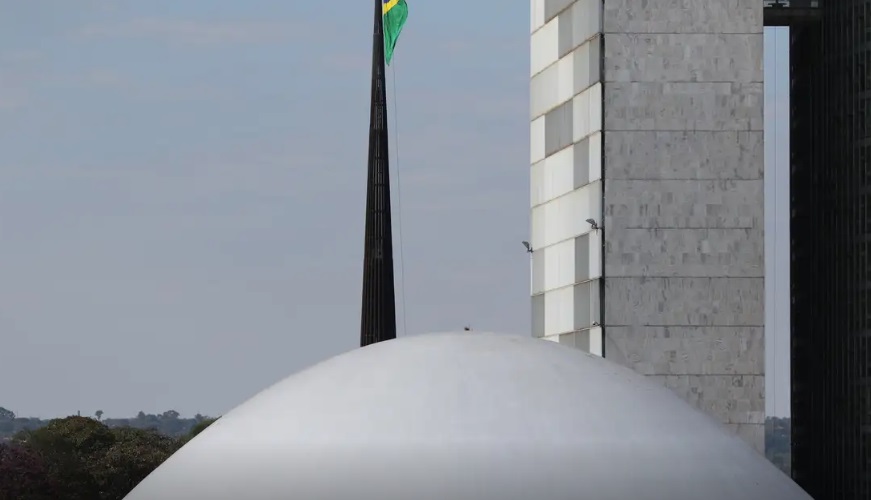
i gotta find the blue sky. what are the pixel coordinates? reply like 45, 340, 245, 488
0, 1, 790, 418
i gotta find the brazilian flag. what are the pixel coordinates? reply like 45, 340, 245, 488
382, 0, 408, 65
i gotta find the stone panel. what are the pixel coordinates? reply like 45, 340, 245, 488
568, 0, 602, 47
544, 101, 573, 156
571, 37, 600, 94
603, 0, 762, 34
604, 131, 763, 180
572, 83, 602, 142
603, 34, 763, 83
573, 281, 593, 328
593, 0, 763, 453
532, 244, 546, 292
558, 331, 578, 346
557, 329, 600, 354
604, 179, 763, 230
575, 233, 590, 282
530, 62, 558, 119
544, 0, 575, 22
575, 328, 600, 354
532, 294, 545, 338
531, 17, 559, 77
646, 374, 766, 426
604, 82, 764, 131
604, 228, 764, 277
557, 9, 575, 57
573, 137, 590, 186
604, 277, 764, 326
604, 326, 764, 376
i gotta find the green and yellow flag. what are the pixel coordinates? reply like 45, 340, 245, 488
382, 0, 408, 65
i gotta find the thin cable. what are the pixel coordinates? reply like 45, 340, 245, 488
391, 61, 409, 338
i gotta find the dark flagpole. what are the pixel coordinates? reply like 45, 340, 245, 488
360, 0, 397, 347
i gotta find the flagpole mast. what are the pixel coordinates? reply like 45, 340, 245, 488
360, 0, 397, 347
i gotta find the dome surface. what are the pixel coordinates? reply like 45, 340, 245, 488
126, 332, 810, 500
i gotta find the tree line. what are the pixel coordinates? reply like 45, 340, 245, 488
0, 407, 217, 500
0, 407, 212, 440
765, 416, 791, 475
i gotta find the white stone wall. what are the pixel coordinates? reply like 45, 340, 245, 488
530, 0, 604, 354
530, 0, 765, 452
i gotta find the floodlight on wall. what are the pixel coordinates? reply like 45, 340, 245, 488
585, 218, 600, 231
522, 241, 534, 253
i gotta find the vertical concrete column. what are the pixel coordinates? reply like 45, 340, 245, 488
599, 0, 766, 452
529, 0, 605, 353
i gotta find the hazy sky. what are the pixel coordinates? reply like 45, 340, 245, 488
764, 28, 790, 418
0, 2, 790, 418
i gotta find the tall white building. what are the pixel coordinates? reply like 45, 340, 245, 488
530, 0, 766, 451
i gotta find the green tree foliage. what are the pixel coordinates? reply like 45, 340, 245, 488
91, 427, 180, 499
0, 407, 14, 421
0, 442, 62, 500
0, 411, 216, 500
0, 409, 211, 440
0, 408, 17, 435
21, 416, 115, 459
13, 417, 111, 500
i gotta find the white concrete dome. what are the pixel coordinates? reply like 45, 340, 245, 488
125, 332, 810, 500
